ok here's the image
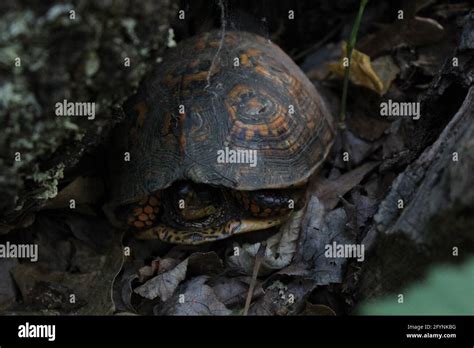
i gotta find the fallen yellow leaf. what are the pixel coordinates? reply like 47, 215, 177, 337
328, 42, 399, 95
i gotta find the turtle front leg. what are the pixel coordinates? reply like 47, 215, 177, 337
121, 192, 161, 229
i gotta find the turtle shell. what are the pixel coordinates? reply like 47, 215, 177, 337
109, 30, 335, 207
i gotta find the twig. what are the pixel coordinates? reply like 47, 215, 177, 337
243, 241, 266, 315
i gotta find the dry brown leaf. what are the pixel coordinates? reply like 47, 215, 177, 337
134, 252, 223, 301
137, 259, 162, 283
157, 276, 232, 316
134, 258, 188, 301
357, 16, 445, 58
348, 112, 391, 141
226, 209, 304, 276
343, 130, 379, 166
311, 161, 379, 210
7, 213, 123, 315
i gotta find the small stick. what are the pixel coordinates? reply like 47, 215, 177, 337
243, 241, 266, 316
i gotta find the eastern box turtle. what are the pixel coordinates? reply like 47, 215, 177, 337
108, 30, 335, 245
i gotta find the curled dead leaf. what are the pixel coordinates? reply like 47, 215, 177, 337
226, 209, 304, 276
328, 42, 399, 95
310, 161, 379, 210
134, 252, 223, 301
156, 276, 232, 316
134, 258, 188, 301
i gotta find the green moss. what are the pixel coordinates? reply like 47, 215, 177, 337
31, 164, 65, 200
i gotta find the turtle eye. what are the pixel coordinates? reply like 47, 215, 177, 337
123, 192, 161, 229
169, 181, 220, 221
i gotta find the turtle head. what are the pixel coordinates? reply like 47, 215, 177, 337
118, 180, 303, 245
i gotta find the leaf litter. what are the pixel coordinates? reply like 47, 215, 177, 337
1, 212, 123, 315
